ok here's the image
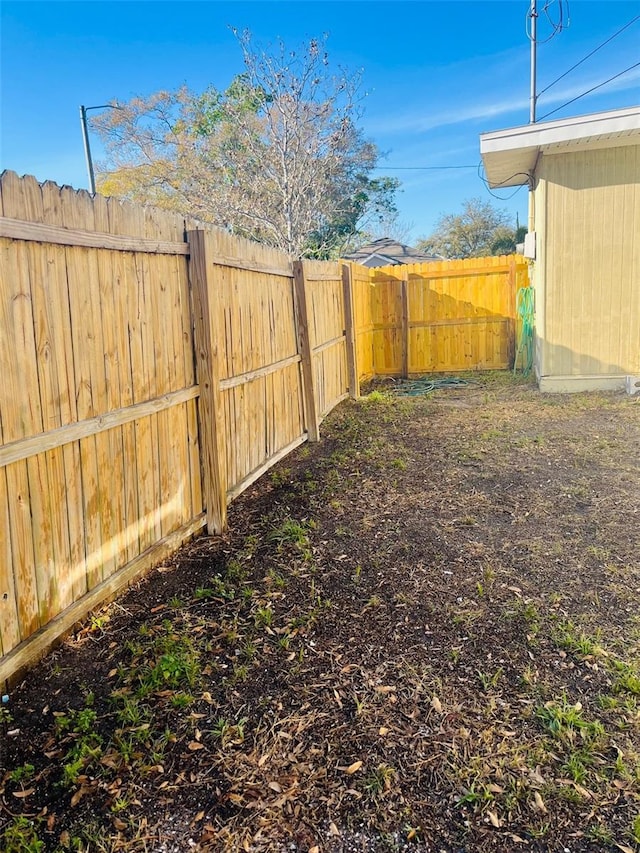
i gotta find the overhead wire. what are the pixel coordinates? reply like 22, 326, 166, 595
372, 165, 477, 171
477, 161, 530, 201
526, 0, 570, 45
538, 60, 640, 120
537, 13, 640, 97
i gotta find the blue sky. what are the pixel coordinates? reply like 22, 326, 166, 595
1, 0, 639, 241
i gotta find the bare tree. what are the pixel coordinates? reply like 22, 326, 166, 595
93, 33, 398, 257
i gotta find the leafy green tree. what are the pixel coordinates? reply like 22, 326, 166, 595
93, 32, 398, 258
417, 198, 519, 259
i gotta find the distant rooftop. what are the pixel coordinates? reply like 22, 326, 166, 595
343, 237, 442, 268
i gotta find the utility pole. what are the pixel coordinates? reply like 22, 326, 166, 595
79, 106, 96, 193
79, 103, 121, 194
529, 0, 538, 123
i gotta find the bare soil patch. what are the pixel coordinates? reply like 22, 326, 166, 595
2, 375, 639, 853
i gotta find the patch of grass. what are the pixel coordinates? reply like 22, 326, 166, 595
254, 605, 273, 628
363, 763, 396, 797
477, 667, 503, 692
1, 817, 44, 853
361, 390, 389, 405
269, 467, 291, 487
611, 659, 640, 696
268, 518, 312, 553
536, 699, 604, 746
553, 620, 605, 659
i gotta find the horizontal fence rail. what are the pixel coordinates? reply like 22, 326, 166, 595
0, 169, 528, 685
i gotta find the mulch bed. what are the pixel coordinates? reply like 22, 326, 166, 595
1, 374, 639, 853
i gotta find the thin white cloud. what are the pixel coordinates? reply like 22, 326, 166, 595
369, 65, 640, 136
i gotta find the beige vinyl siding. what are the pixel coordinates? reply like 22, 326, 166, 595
535, 144, 640, 388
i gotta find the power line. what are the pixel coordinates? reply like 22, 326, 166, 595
372, 165, 477, 171
538, 13, 640, 97
477, 161, 529, 201
538, 60, 640, 120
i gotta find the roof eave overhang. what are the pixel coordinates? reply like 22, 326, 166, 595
479, 106, 640, 189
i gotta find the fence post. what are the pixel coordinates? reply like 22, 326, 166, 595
292, 260, 320, 442
187, 229, 228, 534
401, 271, 409, 379
341, 262, 359, 399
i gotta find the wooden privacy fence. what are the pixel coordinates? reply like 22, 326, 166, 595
367, 256, 529, 375
0, 170, 526, 684
0, 172, 359, 684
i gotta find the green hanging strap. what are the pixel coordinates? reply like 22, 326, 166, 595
514, 286, 535, 377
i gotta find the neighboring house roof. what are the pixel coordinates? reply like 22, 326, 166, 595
480, 105, 640, 188
344, 237, 441, 267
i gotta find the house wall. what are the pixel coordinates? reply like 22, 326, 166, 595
534, 144, 640, 392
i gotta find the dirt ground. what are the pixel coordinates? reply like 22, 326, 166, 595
1, 374, 639, 853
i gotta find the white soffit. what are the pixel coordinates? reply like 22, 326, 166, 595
480, 106, 640, 188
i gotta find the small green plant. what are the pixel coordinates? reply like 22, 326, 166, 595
225, 559, 246, 582
391, 457, 407, 470
562, 748, 592, 783
128, 630, 201, 698
194, 586, 216, 600
212, 716, 247, 747
554, 621, 604, 659
362, 390, 387, 404
611, 660, 640, 696
363, 763, 396, 796
456, 783, 493, 809
268, 518, 311, 551
111, 796, 131, 814
2, 816, 44, 853
169, 692, 194, 709
536, 699, 604, 745
585, 823, 613, 844
242, 638, 258, 659
9, 763, 35, 784
269, 467, 291, 487
255, 606, 273, 628
267, 569, 287, 590
477, 667, 503, 691
61, 734, 103, 787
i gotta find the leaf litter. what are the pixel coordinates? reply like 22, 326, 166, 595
1, 374, 639, 852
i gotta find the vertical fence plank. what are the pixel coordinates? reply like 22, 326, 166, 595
293, 260, 320, 441
188, 230, 228, 534
40, 181, 88, 603
341, 263, 359, 398
401, 272, 409, 379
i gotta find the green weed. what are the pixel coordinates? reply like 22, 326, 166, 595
363, 763, 396, 796
536, 699, 604, 745
8, 763, 35, 784
2, 816, 44, 853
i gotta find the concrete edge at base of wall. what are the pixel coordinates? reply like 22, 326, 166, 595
538, 374, 628, 393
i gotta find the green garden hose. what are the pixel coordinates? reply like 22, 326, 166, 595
390, 376, 475, 396
514, 286, 535, 377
